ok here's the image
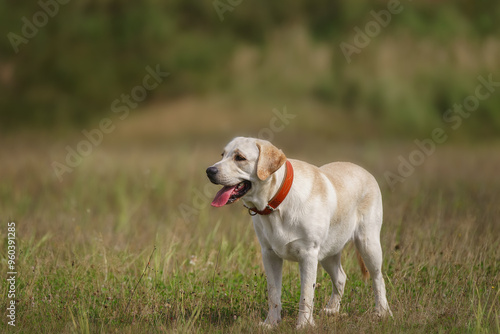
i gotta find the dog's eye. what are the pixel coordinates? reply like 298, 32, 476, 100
234, 154, 246, 161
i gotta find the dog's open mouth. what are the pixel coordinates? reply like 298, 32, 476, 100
211, 181, 251, 207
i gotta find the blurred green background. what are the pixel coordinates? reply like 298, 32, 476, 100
0, 0, 499, 141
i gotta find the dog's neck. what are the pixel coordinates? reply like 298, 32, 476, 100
243, 162, 289, 213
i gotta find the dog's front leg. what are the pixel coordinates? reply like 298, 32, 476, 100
261, 248, 283, 327
297, 252, 319, 328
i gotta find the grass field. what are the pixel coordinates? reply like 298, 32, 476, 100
1, 102, 499, 333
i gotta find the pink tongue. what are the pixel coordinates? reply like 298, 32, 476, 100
211, 185, 238, 207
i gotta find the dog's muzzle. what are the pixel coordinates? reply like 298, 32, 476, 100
206, 166, 219, 184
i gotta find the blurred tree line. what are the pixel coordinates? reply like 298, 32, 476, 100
0, 0, 499, 137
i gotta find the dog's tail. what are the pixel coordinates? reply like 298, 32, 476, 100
355, 249, 370, 281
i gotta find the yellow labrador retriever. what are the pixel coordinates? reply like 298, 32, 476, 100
206, 137, 392, 328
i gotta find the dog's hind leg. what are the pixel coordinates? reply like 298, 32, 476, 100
320, 252, 346, 315
354, 207, 392, 317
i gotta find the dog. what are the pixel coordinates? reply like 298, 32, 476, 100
206, 137, 392, 328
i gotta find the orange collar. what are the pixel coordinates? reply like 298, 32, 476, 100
246, 160, 294, 216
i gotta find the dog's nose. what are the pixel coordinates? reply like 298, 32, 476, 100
206, 166, 218, 177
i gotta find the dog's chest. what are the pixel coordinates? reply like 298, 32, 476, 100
253, 215, 313, 261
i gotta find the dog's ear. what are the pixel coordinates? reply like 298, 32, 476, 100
256, 141, 287, 181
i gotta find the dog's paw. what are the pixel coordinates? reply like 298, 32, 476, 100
259, 322, 274, 330
375, 307, 393, 319
259, 318, 280, 329
296, 318, 316, 330
321, 307, 339, 315
322, 308, 348, 317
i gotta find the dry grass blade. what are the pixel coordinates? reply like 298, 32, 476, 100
124, 246, 157, 314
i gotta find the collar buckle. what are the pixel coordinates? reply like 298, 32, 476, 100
266, 204, 276, 212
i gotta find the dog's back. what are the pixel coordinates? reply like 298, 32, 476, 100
320, 162, 382, 228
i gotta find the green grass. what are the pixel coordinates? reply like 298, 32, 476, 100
1, 130, 499, 333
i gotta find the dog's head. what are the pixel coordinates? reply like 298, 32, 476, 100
206, 137, 287, 207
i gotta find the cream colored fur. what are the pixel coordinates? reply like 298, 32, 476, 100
208, 137, 392, 328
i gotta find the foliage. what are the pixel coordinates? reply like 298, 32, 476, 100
1, 1, 500, 138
